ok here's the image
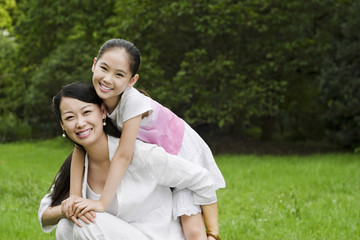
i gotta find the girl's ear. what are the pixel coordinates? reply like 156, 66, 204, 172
92, 58, 97, 72
128, 74, 139, 88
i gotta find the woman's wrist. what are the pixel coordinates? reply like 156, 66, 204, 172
206, 229, 221, 240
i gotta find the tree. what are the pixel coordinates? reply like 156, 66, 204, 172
12, 0, 115, 138
109, 0, 347, 141
319, 0, 360, 149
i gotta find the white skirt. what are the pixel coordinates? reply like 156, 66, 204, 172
172, 123, 226, 218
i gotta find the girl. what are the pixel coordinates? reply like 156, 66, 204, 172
69, 39, 225, 240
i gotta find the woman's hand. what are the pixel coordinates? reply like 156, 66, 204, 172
76, 211, 96, 227
73, 199, 105, 218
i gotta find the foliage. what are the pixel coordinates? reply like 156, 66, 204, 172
9, 0, 116, 138
319, 0, 360, 149
0, 0, 16, 31
0, 0, 359, 148
109, 0, 351, 140
0, 112, 31, 142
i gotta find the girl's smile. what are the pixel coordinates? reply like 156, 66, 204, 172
92, 47, 138, 113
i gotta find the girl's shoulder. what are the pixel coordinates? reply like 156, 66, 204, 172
120, 87, 152, 109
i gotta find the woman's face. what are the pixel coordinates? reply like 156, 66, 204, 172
59, 97, 106, 147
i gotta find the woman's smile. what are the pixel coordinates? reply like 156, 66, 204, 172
76, 128, 93, 138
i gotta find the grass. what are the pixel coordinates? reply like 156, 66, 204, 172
0, 138, 359, 239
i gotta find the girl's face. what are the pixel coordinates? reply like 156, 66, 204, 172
92, 48, 138, 110
60, 97, 106, 148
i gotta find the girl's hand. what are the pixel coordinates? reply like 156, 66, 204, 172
61, 195, 97, 227
73, 199, 105, 218
61, 195, 81, 219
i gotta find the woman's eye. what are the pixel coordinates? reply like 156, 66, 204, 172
84, 110, 92, 115
65, 116, 74, 120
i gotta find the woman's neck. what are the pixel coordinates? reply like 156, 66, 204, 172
83, 133, 109, 163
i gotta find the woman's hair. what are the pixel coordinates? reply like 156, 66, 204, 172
52, 81, 121, 143
96, 38, 141, 77
49, 82, 121, 206
49, 152, 72, 206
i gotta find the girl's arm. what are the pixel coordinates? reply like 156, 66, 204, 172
70, 147, 85, 197
100, 114, 142, 208
68, 147, 85, 218
75, 114, 143, 216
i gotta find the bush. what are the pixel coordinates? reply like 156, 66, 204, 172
0, 112, 32, 142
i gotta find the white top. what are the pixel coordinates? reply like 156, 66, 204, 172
38, 136, 216, 239
108, 87, 185, 155
107, 87, 153, 130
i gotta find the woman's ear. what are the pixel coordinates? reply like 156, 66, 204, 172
128, 74, 139, 88
92, 57, 97, 72
60, 121, 65, 131
100, 103, 107, 118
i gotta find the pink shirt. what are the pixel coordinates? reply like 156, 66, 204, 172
108, 87, 185, 155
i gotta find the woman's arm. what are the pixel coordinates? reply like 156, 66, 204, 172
142, 143, 217, 205
144, 146, 220, 238
41, 196, 96, 228
41, 205, 64, 226
202, 202, 220, 239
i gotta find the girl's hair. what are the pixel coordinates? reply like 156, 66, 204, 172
97, 38, 141, 77
50, 82, 121, 206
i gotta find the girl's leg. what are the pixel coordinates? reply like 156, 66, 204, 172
173, 189, 207, 240
181, 213, 207, 240
73, 212, 150, 240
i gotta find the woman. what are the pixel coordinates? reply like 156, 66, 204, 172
38, 82, 221, 240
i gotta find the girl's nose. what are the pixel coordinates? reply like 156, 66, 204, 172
103, 73, 112, 83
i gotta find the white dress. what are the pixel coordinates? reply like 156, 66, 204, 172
38, 136, 217, 239
108, 87, 226, 217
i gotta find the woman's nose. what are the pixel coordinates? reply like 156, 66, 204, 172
76, 116, 86, 128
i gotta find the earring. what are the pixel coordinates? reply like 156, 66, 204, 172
103, 119, 106, 126
62, 131, 66, 138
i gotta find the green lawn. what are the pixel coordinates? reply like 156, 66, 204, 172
0, 138, 359, 239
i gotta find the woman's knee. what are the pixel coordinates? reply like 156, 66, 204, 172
73, 217, 106, 240
56, 218, 74, 240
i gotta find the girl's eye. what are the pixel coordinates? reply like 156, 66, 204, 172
116, 73, 124, 77
100, 66, 107, 71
